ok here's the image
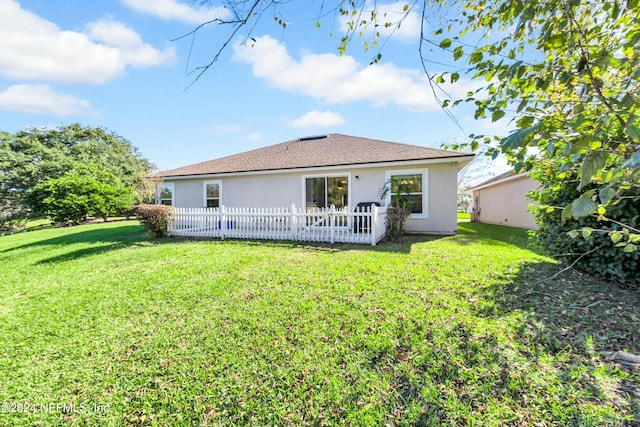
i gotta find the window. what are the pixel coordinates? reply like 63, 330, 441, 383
305, 175, 349, 210
386, 169, 428, 217
159, 183, 173, 206
203, 181, 221, 208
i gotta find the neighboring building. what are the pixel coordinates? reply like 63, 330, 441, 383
155, 134, 473, 235
468, 171, 539, 229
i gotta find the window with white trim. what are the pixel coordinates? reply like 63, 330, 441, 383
203, 181, 221, 208
159, 183, 173, 206
385, 169, 428, 217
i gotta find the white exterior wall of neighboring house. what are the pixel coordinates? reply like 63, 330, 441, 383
471, 174, 539, 229
162, 161, 462, 235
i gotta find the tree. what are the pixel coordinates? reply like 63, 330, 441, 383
133, 174, 161, 205
0, 124, 153, 224
0, 133, 29, 229
456, 146, 509, 212
28, 166, 136, 224
431, 0, 640, 283
187, 0, 639, 283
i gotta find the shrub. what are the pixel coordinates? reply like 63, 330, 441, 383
530, 173, 640, 286
379, 180, 412, 242
134, 204, 175, 238
385, 207, 411, 242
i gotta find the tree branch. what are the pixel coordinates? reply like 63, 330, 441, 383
178, 0, 265, 89
534, 244, 604, 285
418, 3, 464, 133
564, 2, 627, 129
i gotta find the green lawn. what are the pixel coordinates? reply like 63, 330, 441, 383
0, 221, 638, 426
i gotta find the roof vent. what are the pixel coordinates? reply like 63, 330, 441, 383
298, 135, 328, 142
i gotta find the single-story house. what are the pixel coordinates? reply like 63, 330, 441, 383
468, 171, 539, 229
155, 134, 473, 235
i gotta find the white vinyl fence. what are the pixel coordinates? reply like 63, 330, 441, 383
168, 204, 387, 245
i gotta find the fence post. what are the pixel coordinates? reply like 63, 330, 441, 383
329, 205, 336, 244
290, 203, 297, 240
220, 205, 226, 240
168, 208, 175, 235
371, 204, 378, 246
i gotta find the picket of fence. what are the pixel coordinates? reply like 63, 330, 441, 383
167, 204, 386, 245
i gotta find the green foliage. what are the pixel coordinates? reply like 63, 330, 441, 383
0, 124, 153, 221
422, 0, 640, 278
0, 132, 30, 230
0, 192, 28, 232
28, 169, 136, 224
134, 203, 175, 237
530, 163, 640, 284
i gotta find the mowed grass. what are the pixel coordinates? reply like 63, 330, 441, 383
0, 221, 638, 426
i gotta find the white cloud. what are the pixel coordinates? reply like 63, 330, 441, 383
338, 1, 422, 43
289, 110, 345, 128
85, 19, 144, 48
248, 132, 264, 143
0, 85, 95, 116
85, 20, 176, 67
121, 0, 230, 25
232, 35, 481, 112
0, 0, 175, 84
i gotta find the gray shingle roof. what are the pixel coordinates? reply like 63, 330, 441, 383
156, 134, 473, 178
468, 170, 529, 191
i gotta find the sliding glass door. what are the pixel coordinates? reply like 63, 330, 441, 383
305, 175, 349, 211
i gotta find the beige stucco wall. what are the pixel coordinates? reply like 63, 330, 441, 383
408, 164, 459, 234
472, 176, 539, 229
163, 161, 463, 234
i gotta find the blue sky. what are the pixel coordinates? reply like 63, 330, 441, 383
0, 0, 510, 179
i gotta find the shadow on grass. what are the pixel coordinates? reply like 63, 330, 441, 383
170, 220, 537, 254
0, 223, 167, 264
381, 258, 640, 425
471, 259, 640, 424
4, 221, 536, 263
483, 259, 640, 353
3, 222, 450, 266
176, 232, 449, 255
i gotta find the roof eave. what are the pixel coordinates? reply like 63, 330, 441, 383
468, 171, 531, 191
157, 155, 475, 180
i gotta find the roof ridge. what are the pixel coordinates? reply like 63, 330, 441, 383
327, 133, 470, 154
